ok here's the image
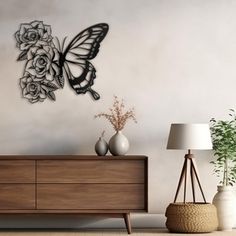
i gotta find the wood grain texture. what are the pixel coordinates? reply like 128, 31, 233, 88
37, 184, 145, 210
37, 160, 145, 183
0, 209, 145, 213
0, 161, 35, 183
0, 155, 147, 160
0, 184, 35, 209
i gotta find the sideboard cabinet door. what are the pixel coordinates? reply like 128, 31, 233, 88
37, 160, 145, 183
36, 158, 147, 211
37, 184, 144, 210
0, 160, 35, 183
0, 184, 35, 209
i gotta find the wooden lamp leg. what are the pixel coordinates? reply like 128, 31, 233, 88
173, 151, 207, 203
174, 158, 188, 202
190, 160, 196, 203
183, 159, 188, 203
123, 213, 132, 234
191, 160, 206, 203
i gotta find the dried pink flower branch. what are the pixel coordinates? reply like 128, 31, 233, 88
95, 96, 137, 132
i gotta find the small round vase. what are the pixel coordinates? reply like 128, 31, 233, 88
213, 185, 236, 231
95, 137, 109, 156
109, 131, 129, 156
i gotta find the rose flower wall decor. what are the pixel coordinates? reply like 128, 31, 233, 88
15, 20, 109, 103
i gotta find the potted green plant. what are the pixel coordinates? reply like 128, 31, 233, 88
210, 109, 236, 231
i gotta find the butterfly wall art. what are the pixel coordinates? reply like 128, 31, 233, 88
14, 20, 109, 103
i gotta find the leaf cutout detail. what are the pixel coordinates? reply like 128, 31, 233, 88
47, 91, 56, 101
55, 75, 64, 88
17, 51, 27, 61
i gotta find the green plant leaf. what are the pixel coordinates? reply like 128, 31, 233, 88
210, 109, 236, 186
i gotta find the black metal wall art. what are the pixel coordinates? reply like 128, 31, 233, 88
15, 20, 109, 103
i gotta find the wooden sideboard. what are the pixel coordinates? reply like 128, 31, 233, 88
0, 155, 148, 234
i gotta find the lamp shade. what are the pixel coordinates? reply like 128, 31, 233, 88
167, 123, 212, 150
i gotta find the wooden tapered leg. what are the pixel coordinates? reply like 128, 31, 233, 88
183, 159, 188, 203
174, 158, 187, 202
123, 213, 132, 234
191, 160, 206, 203
190, 159, 196, 203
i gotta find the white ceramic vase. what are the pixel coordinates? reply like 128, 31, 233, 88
109, 131, 129, 156
95, 137, 109, 156
213, 185, 236, 231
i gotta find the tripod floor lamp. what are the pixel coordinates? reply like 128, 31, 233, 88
165, 123, 218, 233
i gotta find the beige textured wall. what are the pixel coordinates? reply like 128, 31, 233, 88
0, 0, 236, 218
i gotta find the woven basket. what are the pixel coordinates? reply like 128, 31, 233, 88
165, 202, 218, 233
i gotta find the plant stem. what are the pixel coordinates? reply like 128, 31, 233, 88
223, 166, 226, 186
225, 157, 229, 186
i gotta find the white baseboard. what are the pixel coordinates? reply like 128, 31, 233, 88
0, 213, 235, 229
0, 214, 165, 228
87, 213, 166, 228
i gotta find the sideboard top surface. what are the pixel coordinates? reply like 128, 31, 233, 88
0, 155, 148, 160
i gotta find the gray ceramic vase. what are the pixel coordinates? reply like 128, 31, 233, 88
95, 137, 109, 156
109, 131, 129, 156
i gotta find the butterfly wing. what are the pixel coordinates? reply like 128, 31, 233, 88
61, 23, 109, 100
63, 60, 100, 100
